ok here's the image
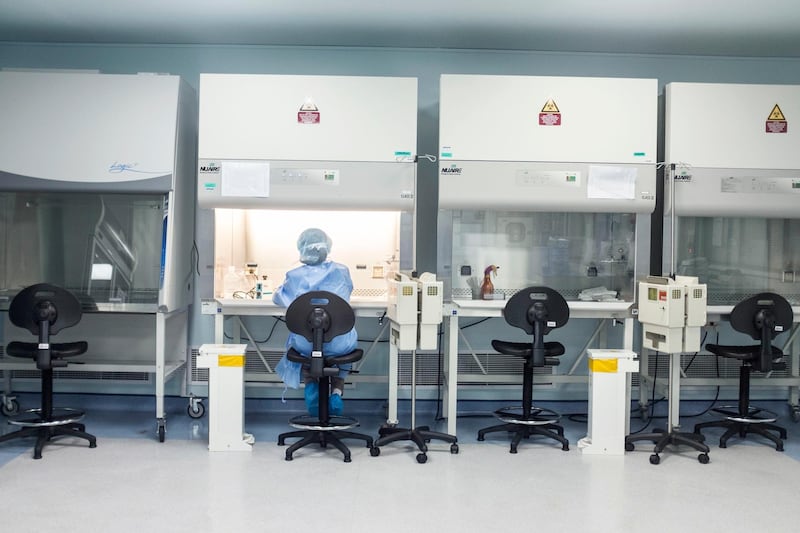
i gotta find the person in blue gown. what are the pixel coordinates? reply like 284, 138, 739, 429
273, 228, 357, 416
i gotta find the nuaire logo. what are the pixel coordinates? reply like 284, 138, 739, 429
440, 164, 462, 175
199, 162, 220, 173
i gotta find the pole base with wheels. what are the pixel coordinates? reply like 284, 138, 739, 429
372, 423, 459, 463
626, 428, 710, 465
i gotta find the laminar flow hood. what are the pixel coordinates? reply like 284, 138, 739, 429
0, 70, 197, 312
197, 74, 418, 210
0, 71, 190, 193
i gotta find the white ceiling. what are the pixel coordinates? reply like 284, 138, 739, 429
2, 0, 800, 58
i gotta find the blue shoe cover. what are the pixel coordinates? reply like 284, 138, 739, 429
329, 393, 343, 416
304, 382, 319, 417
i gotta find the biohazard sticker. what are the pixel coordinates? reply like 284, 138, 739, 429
539, 98, 561, 126
765, 104, 787, 133
297, 98, 320, 124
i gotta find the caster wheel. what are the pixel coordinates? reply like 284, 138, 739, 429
1, 398, 20, 416
450, 443, 459, 454
477, 434, 485, 441
698, 453, 710, 464
158, 425, 166, 443
777, 444, 784, 452
344, 456, 352, 463
285, 454, 293, 461
562, 443, 569, 451
719, 441, 727, 448
625, 442, 634, 452
370, 447, 381, 457
649, 454, 660, 465
187, 401, 205, 419
416, 453, 427, 464
90, 441, 97, 449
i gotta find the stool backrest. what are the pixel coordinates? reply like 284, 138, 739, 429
503, 287, 569, 366
503, 287, 569, 335
729, 292, 793, 371
9, 283, 82, 336
285, 291, 355, 352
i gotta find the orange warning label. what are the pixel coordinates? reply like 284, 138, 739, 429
539, 98, 561, 126
768, 104, 786, 121
541, 99, 560, 113
766, 103, 787, 133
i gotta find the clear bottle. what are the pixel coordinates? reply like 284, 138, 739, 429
223, 266, 245, 298
214, 262, 225, 298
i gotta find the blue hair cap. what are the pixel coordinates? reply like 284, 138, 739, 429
297, 228, 331, 265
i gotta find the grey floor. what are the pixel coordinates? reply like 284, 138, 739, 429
2, 393, 800, 533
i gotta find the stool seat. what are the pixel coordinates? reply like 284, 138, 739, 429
7, 341, 88, 360
491, 340, 564, 364
706, 343, 782, 364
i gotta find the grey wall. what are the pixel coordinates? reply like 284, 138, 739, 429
3, 43, 799, 398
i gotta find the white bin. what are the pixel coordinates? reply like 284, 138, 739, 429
579, 349, 638, 455
197, 344, 254, 451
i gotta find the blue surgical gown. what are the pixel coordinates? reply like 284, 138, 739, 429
273, 261, 357, 388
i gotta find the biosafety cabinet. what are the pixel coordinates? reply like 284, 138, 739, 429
435, 74, 656, 407
664, 82, 800, 306
197, 74, 418, 396
0, 71, 197, 439
438, 74, 657, 303
640, 82, 800, 414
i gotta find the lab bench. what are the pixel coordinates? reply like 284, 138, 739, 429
208, 297, 639, 436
